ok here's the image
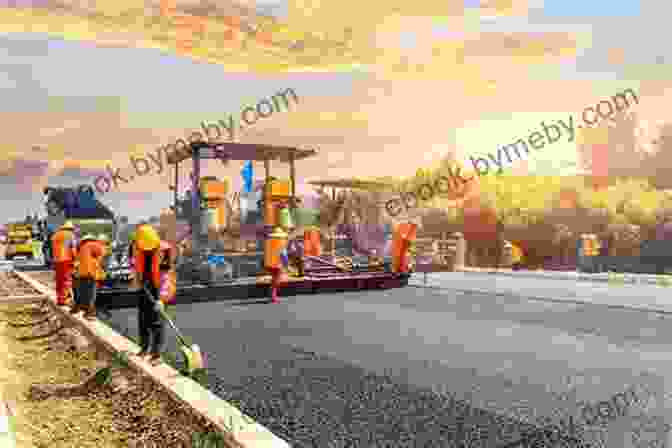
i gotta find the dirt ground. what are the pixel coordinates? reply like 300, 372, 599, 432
0, 312, 32, 447
0, 301, 226, 448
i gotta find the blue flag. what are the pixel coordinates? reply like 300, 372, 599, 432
241, 161, 254, 193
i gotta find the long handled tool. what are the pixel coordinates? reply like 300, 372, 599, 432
142, 285, 204, 373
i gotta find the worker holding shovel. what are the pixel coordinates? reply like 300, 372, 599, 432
131, 223, 168, 365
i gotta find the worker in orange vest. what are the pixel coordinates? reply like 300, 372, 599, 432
72, 234, 107, 320
391, 223, 417, 273
51, 221, 77, 306
132, 223, 169, 364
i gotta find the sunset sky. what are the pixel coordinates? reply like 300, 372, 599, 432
0, 0, 668, 221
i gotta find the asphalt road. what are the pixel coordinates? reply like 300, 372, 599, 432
105, 272, 672, 448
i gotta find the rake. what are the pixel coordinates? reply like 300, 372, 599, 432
142, 285, 204, 373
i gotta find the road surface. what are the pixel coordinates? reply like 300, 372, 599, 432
105, 272, 672, 447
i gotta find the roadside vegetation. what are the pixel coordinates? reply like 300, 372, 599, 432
365, 108, 672, 267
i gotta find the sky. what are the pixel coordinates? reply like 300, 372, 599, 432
0, 0, 668, 221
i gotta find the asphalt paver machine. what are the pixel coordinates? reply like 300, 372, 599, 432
167, 140, 319, 285
95, 142, 412, 309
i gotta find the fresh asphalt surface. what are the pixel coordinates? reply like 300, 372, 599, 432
104, 272, 672, 448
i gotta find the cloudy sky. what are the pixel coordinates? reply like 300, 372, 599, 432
0, 0, 668, 221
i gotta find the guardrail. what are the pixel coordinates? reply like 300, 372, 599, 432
13, 271, 290, 448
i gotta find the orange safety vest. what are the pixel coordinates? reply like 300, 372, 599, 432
134, 241, 175, 289
392, 223, 417, 272
303, 228, 321, 257
77, 240, 105, 278
51, 229, 76, 262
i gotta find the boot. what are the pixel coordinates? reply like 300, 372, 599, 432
84, 304, 97, 320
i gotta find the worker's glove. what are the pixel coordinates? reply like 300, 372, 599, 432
154, 300, 165, 313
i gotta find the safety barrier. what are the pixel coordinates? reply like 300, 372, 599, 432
13, 271, 290, 448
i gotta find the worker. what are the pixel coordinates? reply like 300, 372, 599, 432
132, 223, 166, 364
51, 221, 77, 306
73, 234, 106, 320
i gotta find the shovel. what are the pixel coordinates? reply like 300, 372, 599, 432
142, 285, 204, 373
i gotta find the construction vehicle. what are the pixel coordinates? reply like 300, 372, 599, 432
95, 142, 412, 310
42, 185, 117, 269
6, 223, 35, 260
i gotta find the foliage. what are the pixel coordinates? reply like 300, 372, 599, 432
394, 160, 668, 260
161, 351, 208, 387
93, 350, 131, 386
359, 109, 672, 264
192, 431, 228, 447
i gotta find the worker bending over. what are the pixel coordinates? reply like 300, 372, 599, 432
51, 221, 77, 306
72, 234, 106, 319
133, 223, 172, 364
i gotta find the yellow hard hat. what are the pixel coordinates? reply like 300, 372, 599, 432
135, 224, 160, 251
81, 233, 96, 242
61, 221, 74, 230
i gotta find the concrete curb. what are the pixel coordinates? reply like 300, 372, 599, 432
13, 271, 290, 448
452, 267, 672, 286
